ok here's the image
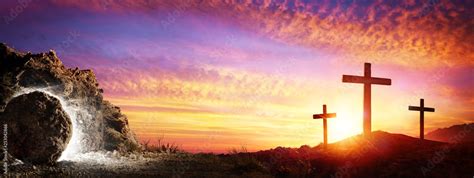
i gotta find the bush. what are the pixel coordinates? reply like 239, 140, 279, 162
141, 136, 181, 154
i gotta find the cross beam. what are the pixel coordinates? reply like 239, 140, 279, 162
409, 99, 435, 140
342, 63, 391, 136
312, 104, 336, 148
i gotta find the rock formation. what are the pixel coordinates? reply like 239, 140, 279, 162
425, 123, 474, 143
0, 43, 140, 164
2, 91, 72, 164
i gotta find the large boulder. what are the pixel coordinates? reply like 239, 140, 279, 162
1, 91, 72, 164
0, 43, 140, 155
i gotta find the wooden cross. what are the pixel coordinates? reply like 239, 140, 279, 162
342, 63, 391, 136
409, 99, 435, 140
313, 104, 336, 147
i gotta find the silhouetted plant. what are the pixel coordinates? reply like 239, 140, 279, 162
141, 136, 181, 153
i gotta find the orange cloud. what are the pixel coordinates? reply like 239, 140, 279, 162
51, 0, 473, 68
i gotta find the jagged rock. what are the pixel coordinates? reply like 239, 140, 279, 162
1, 91, 72, 164
102, 100, 139, 151
0, 43, 140, 159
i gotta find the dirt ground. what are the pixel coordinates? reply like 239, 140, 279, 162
4, 132, 474, 177
5, 151, 271, 177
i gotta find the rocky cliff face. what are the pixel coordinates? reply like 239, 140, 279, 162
0, 43, 140, 163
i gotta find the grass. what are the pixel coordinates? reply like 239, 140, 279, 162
141, 135, 181, 154
228, 145, 248, 154
225, 146, 269, 176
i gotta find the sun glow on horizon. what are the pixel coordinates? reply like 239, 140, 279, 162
323, 100, 364, 143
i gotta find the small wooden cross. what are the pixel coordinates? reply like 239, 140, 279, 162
313, 104, 336, 148
409, 99, 435, 140
342, 63, 391, 136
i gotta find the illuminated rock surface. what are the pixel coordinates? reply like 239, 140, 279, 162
2, 91, 71, 164
0, 43, 140, 163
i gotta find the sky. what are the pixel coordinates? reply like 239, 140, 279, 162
0, 0, 472, 153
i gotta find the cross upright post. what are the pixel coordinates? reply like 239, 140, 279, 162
342, 63, 391, 136
409, 99, 435, 140
313, 104, 336, 148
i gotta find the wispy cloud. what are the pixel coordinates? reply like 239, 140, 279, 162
44, 0, 473, 68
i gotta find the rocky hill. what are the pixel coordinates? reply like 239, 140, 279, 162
250, 131, 473, 177
425, 123, 474, 143
0, 43, 140, 164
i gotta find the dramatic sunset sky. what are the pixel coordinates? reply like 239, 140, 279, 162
1, 0, 472, 153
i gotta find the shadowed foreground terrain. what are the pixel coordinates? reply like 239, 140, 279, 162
6, 130, 474, 177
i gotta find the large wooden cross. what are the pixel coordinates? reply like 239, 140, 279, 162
342, 63, 391, 136
409, 99, 435, 140
313, 104, 336, 147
